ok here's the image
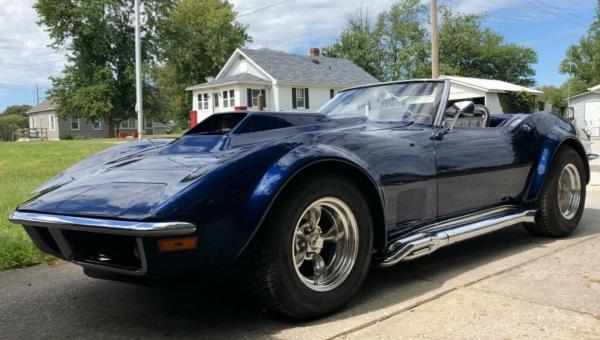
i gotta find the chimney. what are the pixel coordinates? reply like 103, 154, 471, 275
309, 48, 320, 57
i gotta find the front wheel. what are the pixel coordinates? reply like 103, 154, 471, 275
525, 147, 586, 237
245, 174, 373, 319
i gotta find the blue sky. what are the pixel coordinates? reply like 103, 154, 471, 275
0, 0, 596, 113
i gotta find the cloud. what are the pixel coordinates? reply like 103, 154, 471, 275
0, 0, 66, 92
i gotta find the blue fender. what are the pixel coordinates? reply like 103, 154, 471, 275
236, 144, 384, 259
525, 128, 589, 203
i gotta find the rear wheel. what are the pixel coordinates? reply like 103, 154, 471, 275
525, 147, 586, 237
245, 174, 373, 319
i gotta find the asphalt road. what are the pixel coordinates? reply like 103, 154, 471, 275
1, 194, 600, 339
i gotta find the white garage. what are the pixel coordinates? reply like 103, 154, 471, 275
567, 85, 600, 137
441, 76, 548, 115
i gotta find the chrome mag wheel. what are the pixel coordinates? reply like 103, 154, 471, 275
557, 163, 581, 220
292, 197, 359, 292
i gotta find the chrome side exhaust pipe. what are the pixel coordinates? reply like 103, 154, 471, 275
380, 209, 536, 268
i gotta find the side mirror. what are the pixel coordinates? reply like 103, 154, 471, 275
563, 107, 574, 120
447, 101, 475, 131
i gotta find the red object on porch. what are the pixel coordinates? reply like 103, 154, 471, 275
118, 132, 128, 139
190, 110, 198, 128
132, 131, 139, 139
234, 106, 247, 112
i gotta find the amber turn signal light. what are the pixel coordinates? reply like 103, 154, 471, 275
158, 236, 198, 252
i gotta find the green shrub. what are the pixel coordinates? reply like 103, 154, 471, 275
0, 115, 28, 141
60, 134, 74, 140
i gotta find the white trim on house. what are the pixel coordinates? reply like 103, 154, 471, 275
215, 49, 277, 83
48, 115, 56, 131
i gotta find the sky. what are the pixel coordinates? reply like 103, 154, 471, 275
0, 0, 596, 113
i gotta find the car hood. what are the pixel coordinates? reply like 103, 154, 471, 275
18, 111, 412, 219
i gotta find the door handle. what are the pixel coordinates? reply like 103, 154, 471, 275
431, 128, 447, 141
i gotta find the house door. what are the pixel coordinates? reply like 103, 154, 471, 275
584, 101, 600, 137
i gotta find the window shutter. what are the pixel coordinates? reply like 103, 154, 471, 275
305, 88, 310, 109
292, 88, 297, 109
261, 89, 266, 108
247, 88, 252, 107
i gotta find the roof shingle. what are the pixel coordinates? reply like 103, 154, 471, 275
239, 48, 379, 86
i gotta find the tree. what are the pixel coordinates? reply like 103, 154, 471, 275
1, 105, 32, 116
0, 115, 28, 141
438, 9, 538, 87
374, 0, 430, 80
323, 2, 538, 85
538, 85, 566, 111
322, 9, 383, 80
155, 0, 250, 124
560, 1, 600, 89
35, 0, 176, 137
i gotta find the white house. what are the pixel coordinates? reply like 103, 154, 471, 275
567, 84, 600, 136
442, 75, 549, 114
186, 48, 379, 126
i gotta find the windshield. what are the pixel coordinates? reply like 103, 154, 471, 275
319, 82, 445, 125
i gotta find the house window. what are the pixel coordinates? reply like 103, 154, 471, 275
30, 117, 35, 128
294, 88, 309, 109
213, 93, 219, 108
70, 116, 80, 130
223, 91, 229, 108
223, 90, 235, 108
250, 89, 260, 107
228, 90, 235, 107
330, 89, 336, 99
92, 120, 101, 130
198, 93, 209, 110
145, 118, 153, 129
49, 115, 56, 131
120, 119, 137, 129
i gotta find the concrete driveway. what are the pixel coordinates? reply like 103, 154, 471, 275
1, 196, 600, 339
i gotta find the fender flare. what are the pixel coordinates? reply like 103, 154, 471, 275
235, 144, 385, 259
525, 134, 589, 202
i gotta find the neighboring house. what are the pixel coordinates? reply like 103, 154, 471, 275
566, 84, 600, 136
26, 99, 170, 140
442, 75, 550, 114
186, 48, 379, 125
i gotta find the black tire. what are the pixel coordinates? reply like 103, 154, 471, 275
244, 173, 373, 319
525, 147, 586, 237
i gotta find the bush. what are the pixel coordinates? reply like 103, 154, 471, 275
60, 134, 73, 140
0, 115, 28, 141
498, 91, 537, 113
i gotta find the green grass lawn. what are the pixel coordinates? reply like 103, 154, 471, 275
0, 140, 119, 270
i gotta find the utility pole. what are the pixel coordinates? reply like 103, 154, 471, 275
430, 0, 439, 79
134, 0, 144, 139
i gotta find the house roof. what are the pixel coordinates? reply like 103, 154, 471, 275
26, 99, 55, 114
589, 84, 600, 92
567, 90, 600, 101
441, 75, 543, 95
186, 73, 270, 91
238, 48, 379, 86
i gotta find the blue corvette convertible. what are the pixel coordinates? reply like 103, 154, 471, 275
10, 79, 589, 318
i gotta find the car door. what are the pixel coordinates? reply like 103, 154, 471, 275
433, 121, 538, 218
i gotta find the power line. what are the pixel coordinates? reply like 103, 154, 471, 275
524, 0, 589, 28
237, 0, 293, 18
533, 0, 590, 22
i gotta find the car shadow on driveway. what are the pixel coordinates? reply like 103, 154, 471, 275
2, 208, 600, 339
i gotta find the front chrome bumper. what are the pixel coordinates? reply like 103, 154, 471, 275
9, 211, 197, 276
9, 211, 196, 237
